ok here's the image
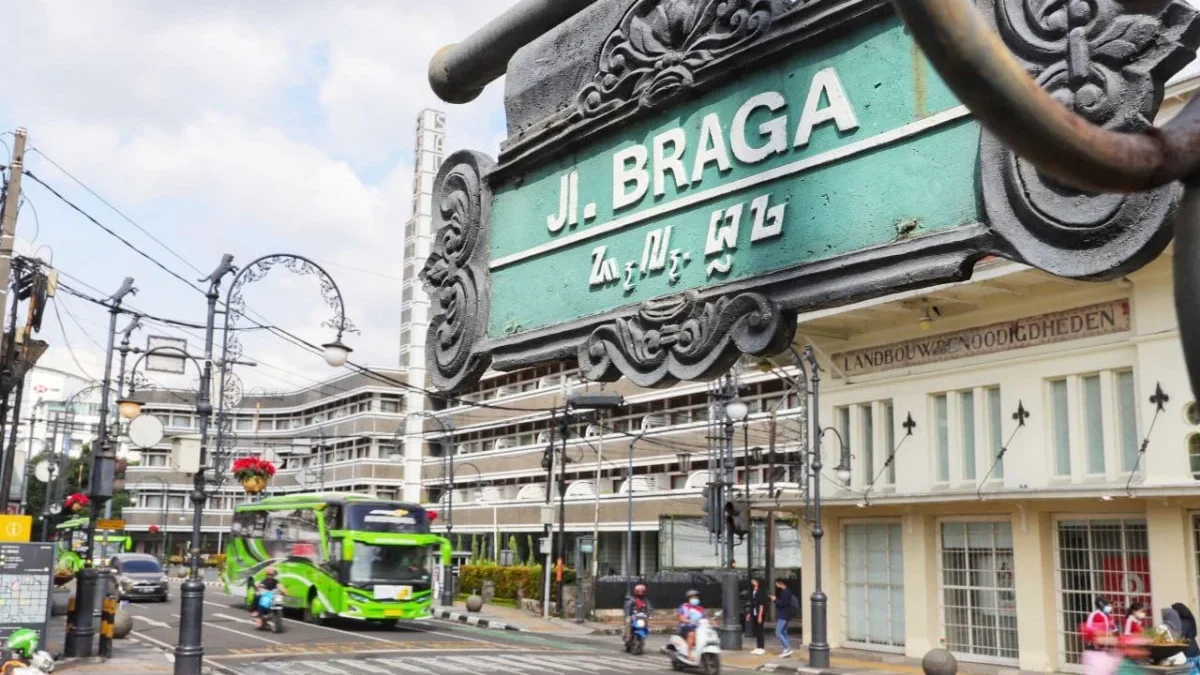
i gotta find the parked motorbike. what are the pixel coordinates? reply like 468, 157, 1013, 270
666, 618, 721, 674
255, 590, 285, 634
625, 610, 649, 655
1, 629, 54, 674
6, 652, 54, 675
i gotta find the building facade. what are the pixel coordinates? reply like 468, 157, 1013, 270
120, 371, 407, 557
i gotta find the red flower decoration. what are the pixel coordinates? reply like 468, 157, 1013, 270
232, 457, 277, 481
64, 493, 90, 511
148, 524, 160, 534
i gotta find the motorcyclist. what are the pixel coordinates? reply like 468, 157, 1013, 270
677, 589, 705, 660
251, 568, 284, 624
624, 584, 650, 644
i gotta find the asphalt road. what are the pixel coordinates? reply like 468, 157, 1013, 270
118, 587, 743, 675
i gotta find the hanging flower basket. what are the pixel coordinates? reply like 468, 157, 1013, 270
232, 457, 276, 494
148, 524, 160, 534
64, 493, 90, 514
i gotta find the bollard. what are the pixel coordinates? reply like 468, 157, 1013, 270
98, 595, 117, 658
922, 648, 958, 675
65, 595, 76, 636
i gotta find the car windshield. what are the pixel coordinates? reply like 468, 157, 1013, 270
349, 543, 431, 586
119, 560, 161, 574
97, 541, 125, 559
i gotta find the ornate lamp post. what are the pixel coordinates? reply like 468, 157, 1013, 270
398, 411, 456, 606
169, 254, 352, 675
63, 277, 135, 659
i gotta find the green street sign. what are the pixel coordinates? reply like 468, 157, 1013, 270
488, 18, 971, 336
423, 1, 1192, 391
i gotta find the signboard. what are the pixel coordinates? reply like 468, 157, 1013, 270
423, 3, 1193, 391
0, 517, 31, 543
96, 519, 125, 531
0, 543, 55, 649
145, 335, 187, 374
832, 300, 1131, 376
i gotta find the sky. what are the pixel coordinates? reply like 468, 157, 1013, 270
0, 0, 520, 394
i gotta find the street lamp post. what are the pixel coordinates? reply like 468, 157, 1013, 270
64, 277, 136, 659
170, 253, 352, 675
399, 411, 455, 607
722, 388, 748, 652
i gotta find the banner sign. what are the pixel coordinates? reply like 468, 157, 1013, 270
832, 300, 1131, 376
424, 2, 1195, 391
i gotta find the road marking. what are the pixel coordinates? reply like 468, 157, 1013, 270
172, 612, 282, 644
333, 658, 391, 673
213, 612, 262, 627
470, 654, 568, 673
133, 615, 172, 629
370, 657, 438, 674
411, 657, 489, 675
534, 655, 611, 672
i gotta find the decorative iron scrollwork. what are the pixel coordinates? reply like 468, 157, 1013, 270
577, 290, 795, 387
576, 0, 774, 116
981, 0, 1200, 278
420, 150, 495, 392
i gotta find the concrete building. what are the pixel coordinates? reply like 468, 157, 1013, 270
120, 370, 407, 558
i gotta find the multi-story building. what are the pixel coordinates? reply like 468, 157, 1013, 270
399, 109, 446, 503
120, 370, 407, 557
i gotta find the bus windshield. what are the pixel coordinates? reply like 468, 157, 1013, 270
349, 542, 431, 586
345, 505, 430, 534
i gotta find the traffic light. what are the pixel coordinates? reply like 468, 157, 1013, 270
701, 486, 720, 535
727, 497, 751, 537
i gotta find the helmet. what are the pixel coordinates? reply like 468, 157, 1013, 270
5, 628, 38, 659
634, 584, 646, 596
30, 650, 54, 672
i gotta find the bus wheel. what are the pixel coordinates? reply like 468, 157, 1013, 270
375, 620, 398, 630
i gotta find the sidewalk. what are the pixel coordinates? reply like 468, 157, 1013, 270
45, 620, 216, 674
723, 647, 1021, 675
433, 603, 599, 635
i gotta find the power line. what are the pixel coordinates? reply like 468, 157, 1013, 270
50, 298, 98, 381
26, 146, 206, 276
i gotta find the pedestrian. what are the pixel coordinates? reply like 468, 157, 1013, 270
1157, 607, 1187, 667
770, 579, 796, 658
1087, 597, 1118, 646
1125, 602, 1147, 635
1172, 603, 1200, 675
747, 578, 768, 655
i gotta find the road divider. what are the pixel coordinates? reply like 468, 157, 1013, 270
431, 608, 524, 632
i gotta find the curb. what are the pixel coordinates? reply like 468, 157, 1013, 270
431, 608, 525, 632
756, 665, 841, 675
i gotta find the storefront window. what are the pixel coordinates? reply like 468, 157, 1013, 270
1055, 519, 1150, 667
939, 521, 1018, 661
843, 522, 905, 649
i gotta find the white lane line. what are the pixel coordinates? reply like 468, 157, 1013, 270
171, 612, 282, 644
332, 658, 392, 673
212, 612, 261, 627
420, 656, 490, 675
471, 654, 566, 674
371, 657, 438, 674
132, 615, 172, 629
398, 620, 501, 645
534, 655, 610, 672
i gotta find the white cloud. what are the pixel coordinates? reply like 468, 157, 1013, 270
0, 0, 523, 391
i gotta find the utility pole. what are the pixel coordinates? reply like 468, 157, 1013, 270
555, 410, 569, 617
19, 402, 40, 513
39, 413, 60, 542
765, 412, 777, 619
107, 316, 140, 520
0, 128, 27, 323
541, 408, 556, 618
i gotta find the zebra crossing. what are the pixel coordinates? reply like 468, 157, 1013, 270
218, 651, 667, 675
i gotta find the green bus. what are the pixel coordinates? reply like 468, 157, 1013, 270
54, 517, 133, 573
224, 493, 451, 625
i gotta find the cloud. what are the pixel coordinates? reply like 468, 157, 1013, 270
0, 0, 522, 392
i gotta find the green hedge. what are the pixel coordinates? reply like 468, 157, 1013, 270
457, 563, 576, 601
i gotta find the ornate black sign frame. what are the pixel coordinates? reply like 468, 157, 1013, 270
421, 0, 1200, 392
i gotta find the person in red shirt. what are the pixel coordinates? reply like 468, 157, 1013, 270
1125, 602, 1148, 636
1085, 598, 1117, 649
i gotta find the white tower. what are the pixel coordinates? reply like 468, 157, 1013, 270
400, 108, 445, 502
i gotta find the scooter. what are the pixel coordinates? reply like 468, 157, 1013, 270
625, 610, 649, 655
255, 590, 285, 634
6, 652, 54, 675
666, 618, 721, 674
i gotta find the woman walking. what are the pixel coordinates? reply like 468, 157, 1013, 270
771, 580, 796, 658
748, 579, 768, 655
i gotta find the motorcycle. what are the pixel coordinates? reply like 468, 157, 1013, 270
625, 610, 649, 655
255, 590, 285, 634
5, 652, 54, 675
666, 618, 721, 674
1, 629, 54, 674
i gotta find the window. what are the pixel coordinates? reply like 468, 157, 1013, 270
862, 406, 874, 486
1188, 402, 1200, 427
843, 522, 905, 649
883, 403, 896, 486
1082, 374, 1105, 475
1050, 379, 1071, 476
1190, 435, 1200, 479
1116, 370, 1138, 472
934, 394, 949, 482
838, 407, 852, 464
1055, 519, 1150, 666
986, 387, 1003, 480
939, 521, 1018, 661
960, 391, 976, 480
235, 418, 253, 431
145, 454, 167, 467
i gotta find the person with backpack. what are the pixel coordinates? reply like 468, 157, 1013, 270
771, 579, 797, 658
